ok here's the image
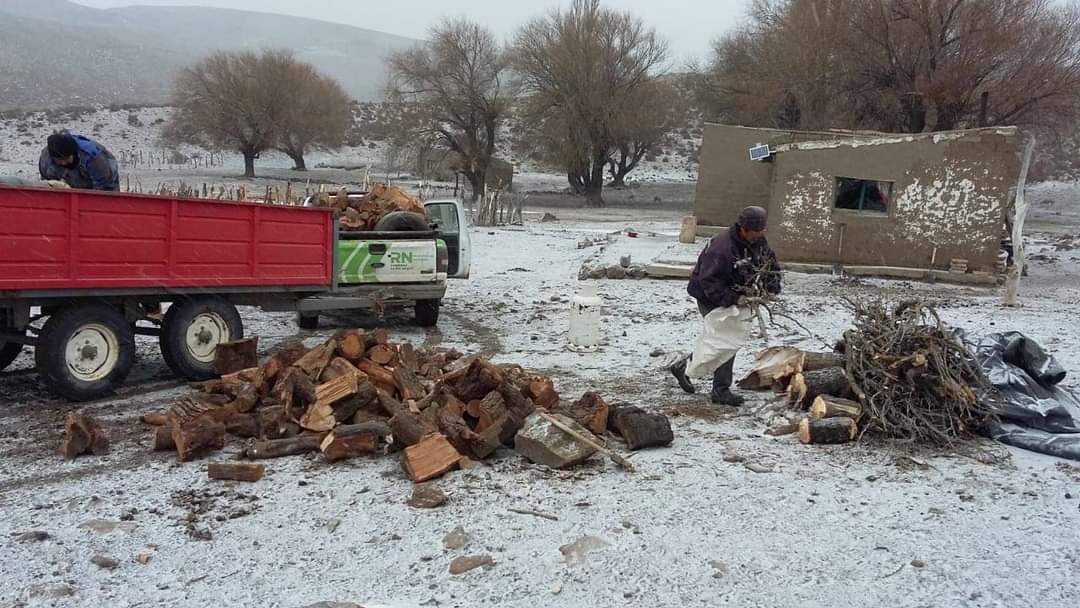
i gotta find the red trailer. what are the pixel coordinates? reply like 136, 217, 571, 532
0, 185, 337, 400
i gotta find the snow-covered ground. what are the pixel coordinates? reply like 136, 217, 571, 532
2, 204, 1080, 608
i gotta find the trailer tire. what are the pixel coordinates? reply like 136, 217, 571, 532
1, 341, 25, 372
160, 298, 243, 381
415, 299, 440, 327
34, 304, 135, 401
297, 312, 319, 330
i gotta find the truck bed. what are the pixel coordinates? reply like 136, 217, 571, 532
0, 186, 335, 294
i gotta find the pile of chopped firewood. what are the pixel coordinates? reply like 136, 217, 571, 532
739, 300, 997, 446
308, 183, 427, 231
135, 329, 672, 482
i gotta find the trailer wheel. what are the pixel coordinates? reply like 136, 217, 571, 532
297, 312, 319, 330
34, 304, 135, 401
414, 299, 440, 327
161, 298, 242, 381
1, 341, 25, 371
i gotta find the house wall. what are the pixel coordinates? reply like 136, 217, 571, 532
692, 124, 860, 226
767, 130, 1018, 272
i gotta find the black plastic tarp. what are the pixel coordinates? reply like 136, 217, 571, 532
970, 332, 1080, 460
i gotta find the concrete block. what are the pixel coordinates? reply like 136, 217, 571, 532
514, 413, 598, 469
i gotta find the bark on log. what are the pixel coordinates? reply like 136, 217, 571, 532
802, 351, 847, 372
399, 342, 418, 371
208, 463, 265, 482
559, 391, 609, 435
810, 395, 864, 421
243, 436, 322, 459
454, 359, 504, 402
437, 409, 488, 458
228, 382, 259, 414
141, 414, 168, 426
497, 381, 536, 446
259, 406, 300, 440
224, 413, 260, 438
467, 390, 508, 433
61, 414, 110, 459
525, 373, 559, 408
213, 337, 259, 376
357, 358, 395, 387
320, 422, 391, 462
787, 367, 851, 409
798, 417, 857, 444
220, 367, 259, 386
389, 409, 439, 447
393, 365, 427, 402
172, 416, 226, 462
607, 404, 673, 450
257, 340, 309, 389
402, 433, 462, 482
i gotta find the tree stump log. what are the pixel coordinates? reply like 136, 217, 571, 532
607, 404, 673, 450
798, 417, 857, 445
61, 414, 109, 459
213, 337, 259, 376
208, 463, 265, 482
172, 416, 226, 462
787, 367, 851, 409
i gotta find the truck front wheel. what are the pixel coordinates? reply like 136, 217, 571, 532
414, 299, 441, 327
161, 298, 243, 381
1, 341, 24, 371
35, 304, 135, 401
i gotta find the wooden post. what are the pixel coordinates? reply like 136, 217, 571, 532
1004, 135, 1036, 307
679, 216, 697, 244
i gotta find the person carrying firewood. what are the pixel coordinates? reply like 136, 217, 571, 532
38, 131, 120, 192
668, 205, 782, 405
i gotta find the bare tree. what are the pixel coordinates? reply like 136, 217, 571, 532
513, 0, 669, 206
606, 77, 682, 187
386, 18, 513, 201
699, 0, 1080, 135
273, 64, 353, 171
165, 50, 282, 178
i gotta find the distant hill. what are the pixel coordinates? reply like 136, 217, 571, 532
0, 0, 421, 110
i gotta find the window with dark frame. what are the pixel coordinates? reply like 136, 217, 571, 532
834, 177, 893, 213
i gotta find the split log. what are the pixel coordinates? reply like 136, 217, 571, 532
141, 414, 168, 426
256, 340, 309, 390
737, 347, 806, 390
402, 433, 462, 482
220, 367, 259, 386
444, 393, 467, 417
799, 417, 857, 445
367, 344, 397, 366
319, 357, 362, 383
329, 380, 377, 425
497, 381, 536, 446
467, 391, 508, 433
787, 367, 851, 409
385, 390, 438, 447
356, 358, 395, 387
213, 337, 259, 376
299, 402, 336, 433
334, 329, 367, 361
525, 373, 559, 408
810, 395, 864, 421
320, 422, 391, 462
224, 413, 260, 438
558, 391, 609, 435
228, 382, 259, 414
393, 365, 426, 402
167, 397, 222, 428
802, 351, 846, 372
208, 463, 265, 482
61, 414, 109, 459
259, 406, 300, 440
314, 371, 360, 407
292, 340, 335, 378
607, 404, 673, 450
399, 342, 418, 371
368, 328, 389, 347
243, 436, 322, 459
153, 425, 176, 451
172, 416, 226, 462
454, 359, 503, 402
437, 409, 493, 459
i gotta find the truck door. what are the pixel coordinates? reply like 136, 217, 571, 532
424, 199, 471, 279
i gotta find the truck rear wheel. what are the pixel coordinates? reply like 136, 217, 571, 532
415, 299, 441, 327
35, 304, 135, 401
1, 341, 24, 371
161, 298, 243, 381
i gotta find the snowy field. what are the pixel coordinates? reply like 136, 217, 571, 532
2, 202, 1080, 607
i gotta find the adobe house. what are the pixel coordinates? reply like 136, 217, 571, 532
692, 124, 1021, 279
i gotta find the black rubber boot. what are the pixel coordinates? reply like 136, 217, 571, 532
710, 356, 745, 406
669, 356, 696, 394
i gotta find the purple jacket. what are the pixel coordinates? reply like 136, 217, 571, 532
688, 225, 781, 308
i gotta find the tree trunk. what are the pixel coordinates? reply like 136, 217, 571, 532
242, 151, 257, 178
464, 171, 484, 202
288, 153, 307, 171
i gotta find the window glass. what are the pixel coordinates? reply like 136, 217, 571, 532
834, 177, 892, 213
425, 203, 459, 233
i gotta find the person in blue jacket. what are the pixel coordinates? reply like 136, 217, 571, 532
39, 131, 120, 191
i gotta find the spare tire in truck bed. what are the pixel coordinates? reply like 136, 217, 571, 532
373, 211, 430, 232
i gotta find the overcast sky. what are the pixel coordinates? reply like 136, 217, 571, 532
71, 0, 746, 64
